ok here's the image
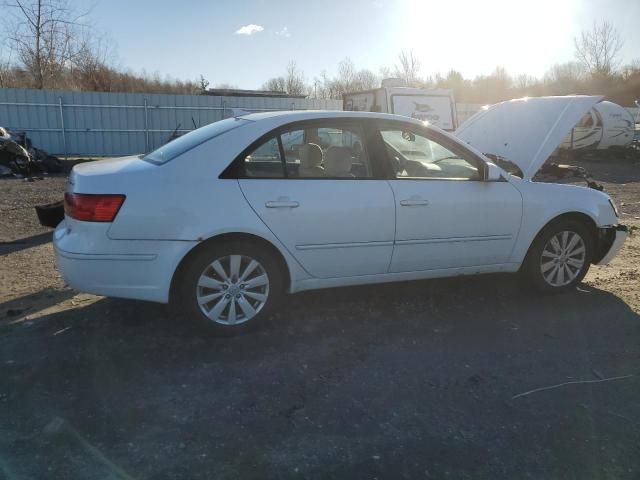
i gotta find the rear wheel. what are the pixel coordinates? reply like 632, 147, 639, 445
174, 240, 284, 334
524, 220, 594, 293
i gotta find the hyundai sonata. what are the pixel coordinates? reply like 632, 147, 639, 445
54, 96, 628, 333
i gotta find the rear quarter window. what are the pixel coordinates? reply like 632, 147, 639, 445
144, 117, 251, 165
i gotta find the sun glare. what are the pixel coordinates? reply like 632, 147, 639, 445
396, 0, 577, 79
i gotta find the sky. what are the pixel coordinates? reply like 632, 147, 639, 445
86, 0, 640, 89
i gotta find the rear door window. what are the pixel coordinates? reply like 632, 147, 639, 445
239, 122, 373, 179
283, 124, 372, 178
243, 137, 285, 178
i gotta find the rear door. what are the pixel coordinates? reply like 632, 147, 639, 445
238, 119, 395, 279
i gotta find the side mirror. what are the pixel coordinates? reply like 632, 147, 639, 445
485, 162, 503, 182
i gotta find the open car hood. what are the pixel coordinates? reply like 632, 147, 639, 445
455, 96, 602, 180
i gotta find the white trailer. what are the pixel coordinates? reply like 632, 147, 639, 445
560, 100, 636, 154
343, 80, 457, 131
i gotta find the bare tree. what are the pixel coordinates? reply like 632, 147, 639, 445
394, 50, 421, 85
261, 61, 306, 95
0, 44, 15, 87
3, 0, 91, 89
262, 76, 286, 92
544, 61, 585, 83
311, 70, 334, 99
197, 74, 210, 92
472, 67, 512, 103
378, 65, 392, 79
318, 58, 379, 98
285, 60, 305, 95
337, 58, 355, 88
620, 59, 640, 80
574, 20, 624, 77
353, 68, 378, 91
70, 33, 117, 91
515, 73, 536, 90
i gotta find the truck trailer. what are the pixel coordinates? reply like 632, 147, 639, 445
343, 79, 457, 132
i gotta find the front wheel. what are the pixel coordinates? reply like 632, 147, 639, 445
174, 240, 284, 334
523, 220, 594, 293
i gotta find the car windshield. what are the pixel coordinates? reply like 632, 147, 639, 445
144, 117, 251, 165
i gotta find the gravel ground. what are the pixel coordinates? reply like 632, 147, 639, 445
0, 159, 639, 479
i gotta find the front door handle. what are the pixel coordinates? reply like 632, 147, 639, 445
400, 198, 429, 206
265, 200, 300, 209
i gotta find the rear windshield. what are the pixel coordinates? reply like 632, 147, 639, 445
144, 117, 251, 165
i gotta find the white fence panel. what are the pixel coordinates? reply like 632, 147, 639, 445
0, 88, 342, 157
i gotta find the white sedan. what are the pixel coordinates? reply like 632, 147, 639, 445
54, 96, 628, 333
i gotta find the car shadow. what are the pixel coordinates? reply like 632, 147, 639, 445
2, 274, 639, 479
0, 287, 76, 326
0, 231, 52, 256
4, 273, 639, 359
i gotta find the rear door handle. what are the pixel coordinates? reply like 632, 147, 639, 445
265, 200, 300, 209
400, 199, 429, 206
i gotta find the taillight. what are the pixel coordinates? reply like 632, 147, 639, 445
64, 193, 125, 222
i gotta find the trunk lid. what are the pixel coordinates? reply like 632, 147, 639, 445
455, 96, 602, 180
68, 155, 154, 193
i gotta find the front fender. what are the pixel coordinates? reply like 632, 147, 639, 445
510, 181, 618, 264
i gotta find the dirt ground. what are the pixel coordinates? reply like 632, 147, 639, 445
1, 159, 640, 479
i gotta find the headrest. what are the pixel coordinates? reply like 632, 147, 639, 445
299, 143, 323, 168
324, 146, 353, 176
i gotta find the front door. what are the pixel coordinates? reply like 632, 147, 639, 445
376, 122, 523, 273
239, 119, 395, 279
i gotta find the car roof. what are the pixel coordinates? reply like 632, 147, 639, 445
239, 109, 426, 125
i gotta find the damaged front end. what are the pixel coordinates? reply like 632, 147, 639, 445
484, 153, 606, 191
529, 161, 628, 266
535, 162, 604, 191
593, 224, 629, 265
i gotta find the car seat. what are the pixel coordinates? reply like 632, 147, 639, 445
298, 143, 324, 177
324, 146, 355, 177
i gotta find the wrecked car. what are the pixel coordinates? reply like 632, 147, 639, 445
53, 96, 628, 334
0, 127, 32, 177
0, 126, 62, 177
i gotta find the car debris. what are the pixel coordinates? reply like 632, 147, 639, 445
0, 126, 66, 227
0, 126, 62, 178
35, 200, 65, 228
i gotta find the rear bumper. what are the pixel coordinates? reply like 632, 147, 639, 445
595, 225, 628, 265
53, 220, 197, 303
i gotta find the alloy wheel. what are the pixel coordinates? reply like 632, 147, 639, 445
540, 230, 586, 287
196, 254, 270, 325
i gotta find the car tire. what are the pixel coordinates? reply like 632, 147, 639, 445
523, 219, 594, 293
174, 239, 285, 335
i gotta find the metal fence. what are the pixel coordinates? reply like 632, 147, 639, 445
0, 88, 342, 157
2, 87, 633, 158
